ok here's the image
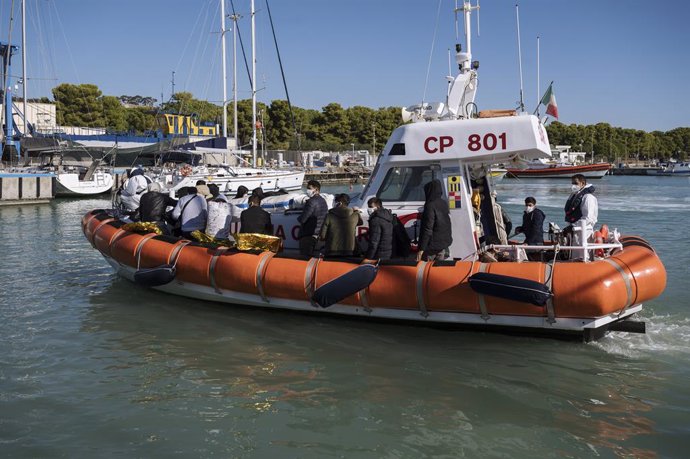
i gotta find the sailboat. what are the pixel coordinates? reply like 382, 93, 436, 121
0, 2, 115, 197
153, 0, 304, 195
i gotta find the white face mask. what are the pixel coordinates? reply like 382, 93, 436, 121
571, 184, 580, 192
525, 205, 534, 213
306, 188, 316, 197
367, 207, 375, 216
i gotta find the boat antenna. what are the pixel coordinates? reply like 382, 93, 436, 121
170, 70, 175, 98
515, 3, 525, 112
536, 35, 540, 114
265, 0, 299, 150
421, 0, 444, 108
454, 0, 459, 40
476, 0, 481, 37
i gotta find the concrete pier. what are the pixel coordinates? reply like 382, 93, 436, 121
0, 173, 54, 205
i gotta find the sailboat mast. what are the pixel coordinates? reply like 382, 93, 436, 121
21, 0, 27, 146
251, 0, 257, 167
232, 15, 238, 153
220, 0, 228, 139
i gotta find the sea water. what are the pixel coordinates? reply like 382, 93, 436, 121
0, 175, 688, 458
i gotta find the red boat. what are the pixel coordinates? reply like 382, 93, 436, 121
506, 161, 611, 179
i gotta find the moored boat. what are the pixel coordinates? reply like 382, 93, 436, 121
81, 1, 666, 341
647, 161, 690, 176
506, 160, 611, 179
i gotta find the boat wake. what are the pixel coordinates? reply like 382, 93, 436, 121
593, 314, 690, 357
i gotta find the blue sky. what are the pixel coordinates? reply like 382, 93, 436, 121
3, 0, 688, 132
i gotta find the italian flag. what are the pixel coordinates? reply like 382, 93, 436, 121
540, 83, 559, 119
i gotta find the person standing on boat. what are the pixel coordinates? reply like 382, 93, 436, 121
365, 197, 393, 260
297, 180, 328, 257
417, 179, 453, 262
564, 174, 598, 246
171, 187, 208, 239
205, 184, 234, 240
139, 182, 177, 233
240, 195, 273, 235
319, 194, 363, 257
515, 197, 545, 245
491, 190, 512, 244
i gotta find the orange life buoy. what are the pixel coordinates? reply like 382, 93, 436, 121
600, 224, 609, 241
180, 164, 193, 177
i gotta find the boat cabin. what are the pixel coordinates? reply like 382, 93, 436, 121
352, 114, 551, 260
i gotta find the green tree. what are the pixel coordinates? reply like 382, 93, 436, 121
52, 83, 104, 127
124, 107, 157, 134
266, 99, 294, 149
346, 105, 376, 148
102, 95, 127, 131
317, 103, 350, 148
160, 91, 222, 124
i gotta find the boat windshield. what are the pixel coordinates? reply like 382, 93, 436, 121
376, 166, 434, 202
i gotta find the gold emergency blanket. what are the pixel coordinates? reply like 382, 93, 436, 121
122, 222, 163, 235
190, 230, 236, 248
232, 233, 282, 253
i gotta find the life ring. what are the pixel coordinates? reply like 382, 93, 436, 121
180, 165, 193, 177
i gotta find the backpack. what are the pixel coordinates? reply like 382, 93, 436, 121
391, 214, 412, 257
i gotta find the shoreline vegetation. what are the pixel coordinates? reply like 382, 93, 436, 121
16, 83, 690, 160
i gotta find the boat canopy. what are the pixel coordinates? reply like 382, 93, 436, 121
383, 114, 551, 165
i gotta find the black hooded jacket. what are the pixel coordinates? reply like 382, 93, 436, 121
366, 207, 394, 259
139, 191, 177, 222
418, 179, 453, 254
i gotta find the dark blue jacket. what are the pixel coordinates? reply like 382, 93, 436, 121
297, 194, 328, 238
520, 208, 545, 245
366, 208, 394, 259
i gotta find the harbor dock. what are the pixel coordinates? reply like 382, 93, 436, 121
0, 173, 54, 205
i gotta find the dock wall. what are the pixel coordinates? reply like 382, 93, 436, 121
0, 174, 54, 205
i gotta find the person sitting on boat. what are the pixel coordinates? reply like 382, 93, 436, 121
139, 182, 177, 233
365, 197, 393, 260
205, 184, 234, 240
319, 193, 363, 258
234, 186, 249, 199
564, 174, 598, 248
171, 187, 208, 239
196, 180, 213, 199
417, 179, 453, 262
297, 180, 328, 257
240, 195, 273, 235
120, 167, 151, 212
